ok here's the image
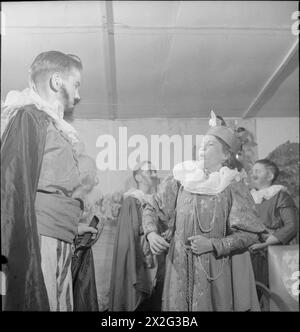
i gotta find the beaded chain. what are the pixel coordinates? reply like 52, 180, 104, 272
193, 195, 217, 233
191, 194, 228, 282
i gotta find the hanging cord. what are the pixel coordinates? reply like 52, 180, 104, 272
185, 246, 194, 311
173, 232, 195, 311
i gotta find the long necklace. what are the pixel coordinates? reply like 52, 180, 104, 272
193, 195, 227, 281
193, 195, 217, 233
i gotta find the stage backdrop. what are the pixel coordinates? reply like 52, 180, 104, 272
73, 117, 257, 195
256, 118, 299, 159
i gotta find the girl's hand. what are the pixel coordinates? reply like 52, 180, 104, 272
249, 242, 268, 252
188, 235, 214, 255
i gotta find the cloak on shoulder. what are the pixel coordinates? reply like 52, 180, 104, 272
1, 105, 50, 310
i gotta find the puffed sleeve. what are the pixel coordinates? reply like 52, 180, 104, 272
142, 175, 180, 237
211, 180, 266, 257
273, 191, 298, 244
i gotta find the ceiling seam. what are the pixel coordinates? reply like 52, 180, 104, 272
102, 0, 118, 120
243, 39, 299, 118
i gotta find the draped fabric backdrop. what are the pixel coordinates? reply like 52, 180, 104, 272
73, 117, 257, 194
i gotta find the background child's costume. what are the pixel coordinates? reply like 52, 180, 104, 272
250, 186, 298, 286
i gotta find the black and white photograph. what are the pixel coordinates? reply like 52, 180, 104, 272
0, 0, 299, 316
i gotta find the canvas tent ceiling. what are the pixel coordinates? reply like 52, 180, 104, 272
1, 1, 299, 119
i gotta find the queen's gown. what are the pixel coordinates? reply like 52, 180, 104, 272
143, 175, 266, 311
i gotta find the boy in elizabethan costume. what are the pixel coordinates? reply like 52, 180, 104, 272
143, 111, 266, 311
1, 51, 97, 311
249, 159, 298, 287
109, 161, 167, 311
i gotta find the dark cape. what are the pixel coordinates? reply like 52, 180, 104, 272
72, 216, 102, 311
1, 105, 50, 310
109, 196, 152, 311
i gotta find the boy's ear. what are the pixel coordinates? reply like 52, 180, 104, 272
50, 72, 63, 92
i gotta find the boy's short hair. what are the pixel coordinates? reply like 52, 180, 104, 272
29, 50, 83, 84
255, 158, 280, 184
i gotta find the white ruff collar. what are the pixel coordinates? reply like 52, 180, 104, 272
173, 160, 242, 195
2, 88, 79, 145
250, 185, 287, 204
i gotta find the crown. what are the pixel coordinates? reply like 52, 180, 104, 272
206, 111, 242, 154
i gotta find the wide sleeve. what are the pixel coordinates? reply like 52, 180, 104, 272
273, 192, 298, 244
211, 180, 266, 258
142, 175, 180, 237
1, 106, 50, 310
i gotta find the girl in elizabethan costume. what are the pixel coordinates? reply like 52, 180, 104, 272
142, 111, 265, 311
249, 159, 298, 287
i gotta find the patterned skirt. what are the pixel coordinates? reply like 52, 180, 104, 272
40, 235, 73, 311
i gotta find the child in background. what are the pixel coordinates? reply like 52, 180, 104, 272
249, 159, 298, 286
